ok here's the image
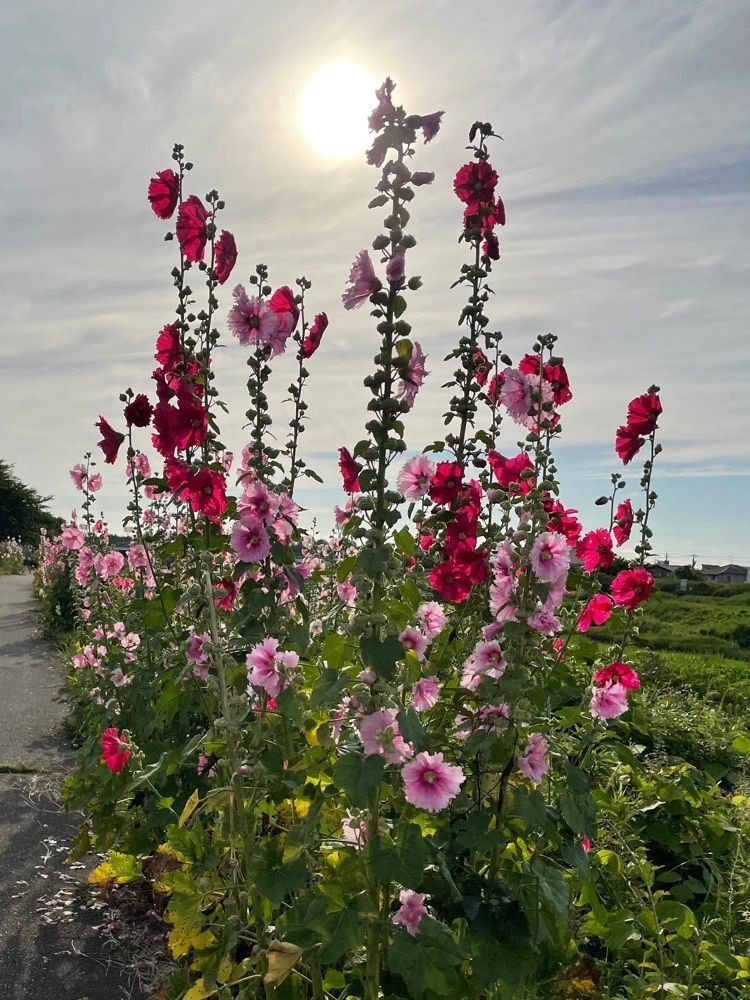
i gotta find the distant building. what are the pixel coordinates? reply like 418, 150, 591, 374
699, 563, 749, 585
649, 560, 676, 578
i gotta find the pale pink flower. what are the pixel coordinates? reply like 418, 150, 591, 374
134, 452, 151, 478
399, 626, 428, 660
88, 473, 103, 492
455, 703, 510, 740
396, 342, 428, 409
110, 667, 131, 688
539, 574, 567, 613
517, 733, 549, 784
412, 676, 442, 712
246, 638, 299, 698
358, 670, 376, 685
359, 709, 413, 764
481, 621, 503, 642
333, 501, 355, 526
386, 250, 405, 285
392, 889, 428, 937
341, 811, 370, 849
529, 531, 570, 583
127, 544, 149, 571
397, 456, 436, 501
70, 464, 87, 490
499, 368, 533, 423
342, 250, 380, 309
337, 578, 357, 606
228, 285, 279, 347
590, 682, 629, 720
417, 601, 446, 640
222, 451, 234, 472
231, 519, 271, 563
95, 551, 125, 579
527, 608, 563, 635
402, 751, 465, 812
61, 525, 84, 550
187, 631, 210, 665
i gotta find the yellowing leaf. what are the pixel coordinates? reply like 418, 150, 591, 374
264, 940, 303, 986
183, 978, 218, 1000
179, 789, 200, 828
89, 861, 116, 886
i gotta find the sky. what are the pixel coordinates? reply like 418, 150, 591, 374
1, 0, 749, 567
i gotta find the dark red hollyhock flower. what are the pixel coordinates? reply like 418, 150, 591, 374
576, 529, 615, 573
368, 77, 395, 132
338, 448, 361, 494
101, 727, 132, 773
457, 479, 483, 521
214, 230, 237, 285
615, 424, 645, 464
176, 195, 209, 262
482, 232, 500, 260
594, 661, 640, 690
418, 533, 436, 552
152, 388, 207, 457
269, 285, 299, 332
96, 417, 125, 465
518, 353, 541, 376
302, 312, 328, 359
488, 450, 535, 495
124, 393, 153, 428
613, 499, 634, 546
611, 567, 654, 611
147, 169, 179, 220
576, 593, 614, 633
429, 559, 473, 603
485, 372, 504, 405
152, 367, 177, 403
455, 546, 488, 585
544, 497, 582, 545
215, 578, 237, 612
627, 392, 662, 435
454, 161, 498, 207
164, 456, 190, 493
429, 461, 464, 506
518, 354, 572, 406
473, 350, 491, 387
155, 323, 182, 372
182, 468, 227, 519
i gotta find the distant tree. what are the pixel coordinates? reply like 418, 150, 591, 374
0, 460, 61, 545
675, 565, 701, 581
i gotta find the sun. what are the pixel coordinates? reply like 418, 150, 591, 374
300, 62, 376, 159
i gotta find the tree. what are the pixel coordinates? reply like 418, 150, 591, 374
0, 460, 61, 544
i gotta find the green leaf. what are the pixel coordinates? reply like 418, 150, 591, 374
389, 917, 463, 997
394, 526, 416, 556
333, 753, 385, 807
252, 836, 309, 905
361, 633, 403, 680
321, 633, 348, 671
393, 295, 407, 319
311, 667, 349, 708
336, 555, 357, 582
559, 763, 597, 838
370, 824, 429, 886
731, 735, 750, 754
356, 547, 390, 578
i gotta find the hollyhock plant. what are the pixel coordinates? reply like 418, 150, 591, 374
247, 638, 299, 698
70, 464, 87, 490
155, 323, 182, 371
412, 676, 442, 711
231, 519, 271, 563
417, 601, 446, 639
529, 531, 571, 583
101, 728, 132, 774
392, 890, 429, 937
453, 160, 498, 207
429, 461, 464, 505
228, 286, 278, 347
176, 194, 209, 262
95, 417, 125, 464
616, 423, 645, 464
627, 391, 662, 434
396, 341, 428, 408
402, 752, 465, 812
399, 626, 428, 660
147, 168, 179, 220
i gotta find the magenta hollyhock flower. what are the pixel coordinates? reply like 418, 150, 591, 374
594, 661, 640, 690
213, 230, 237, 285
88, 472, 103, 492
359, 709, 413, 764
576, 529, 614, 573
615, 424, 645, 464
70, 464, 87, 490
182, 468, 228, 520
416, 601, 446, 640
386, 250, 405, 285
402, 751, 464, 812
397, 455, 435, 500
155, 323, 182, 372
368, 76, 395, 132
101, 728, 132, 774
228, 285, 279, 348
577, 593, 615, 633
392, 889, 429, 937
147, 168, 179, 220
527, 608, 563, 635
613, 499, 634, 546
246, 637, 299, 698
176, 194, 209, 262
95, 417, 125, 465
590, 681, 629, 720
231, 519, 271, 563
611, 567, 654, 611
396, 341, 428, 409
420, 111, 444, 142
627, 392, 662, 435
338, 448, 361, 494
337, 578, 357, 605
517, 733, 548, 784
342, 250, 381, 310
187, 631, 210, 666
453, 160, 498, 206
399, 626, 428, 660
429, 461, 464, 506
412, 676, 442, 712
301, 312, 328, 359
529, 531, 571, 583
239, 481, 276, 525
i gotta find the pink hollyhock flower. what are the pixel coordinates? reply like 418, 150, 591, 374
101, 728, 132, 774
590, 682, 629, 720
396, 341, 428, 409
576, 529, 614, 572
337, 578, 357, 605
70, 464, 87, 490
397, 455, 435, 500
154, 323, 182, 372
239, 481, 276, 525
613, 499, 634, 546
627, 392, 662, 435
412, 676, 442, 712
527, 608, 563, 635
246, 638, 299, 698
96, 551, 125, 579
577, 594, 614, 632
402, 751, 465, 812
530, 531, 571, 583
214, 230, 237, 285
594, 661, 640, 690
187, 631, 210, 666
338, 448, 361, 494
95, 417, 125, 465
611, 567, 654, 611
231, 519, 271, 563
359, 709, 413, 764
110, 667, 131, 688
581, 835, 592, 854
182, 468, 228, 520
228, 285, 278, 347
517, 733, 548, 784
61, 525, 84, 551
615, 424, 645, 464
420, 111, 443, 142
127, 544, 149, 571
498, 368, 533, 423
88, 472, 103, 492
544, 497, 582, 545
386, 250, 405, 285
429, 461, 464, 506
301, 312, 328, 359
176, 194, 209, 262
124, 393, 153, 428
341, 811, 370, 849
488, 450, 535, 495
269, 285, 300, 333
393, 889, 429, 937
400, 626, 428, 660
214, 579, 237, 612
147, 168, 179, 220
417, 601, 446, 640
456, 703, 510, 739
454, 160, 498, 206
342, 250, 381, 310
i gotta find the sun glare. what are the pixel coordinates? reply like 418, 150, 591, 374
299, 62, 376, 159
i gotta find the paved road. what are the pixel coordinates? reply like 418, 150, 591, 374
0, 574, 145, 999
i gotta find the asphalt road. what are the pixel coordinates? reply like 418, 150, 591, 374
0, 574, 145, 999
